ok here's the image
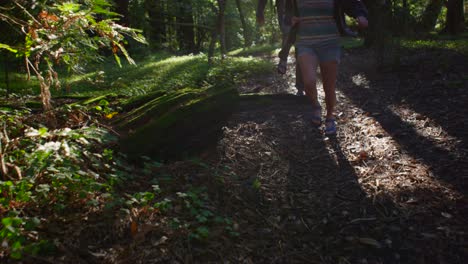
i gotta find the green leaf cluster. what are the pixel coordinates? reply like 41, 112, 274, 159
0, 109, 130, 258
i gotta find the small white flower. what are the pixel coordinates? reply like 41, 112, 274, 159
37, 141, 61, 152
25, 128, 40, 137
57, 128, 72, 136
77, 137, 90, 145
62, 141, 71, 157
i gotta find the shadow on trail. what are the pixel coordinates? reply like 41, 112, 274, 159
338, 48, 468, 195
396, 47, 468, 147
214, 48, 468, 261
218, 96, 404, 263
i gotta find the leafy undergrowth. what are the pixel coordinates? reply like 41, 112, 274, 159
0, 106, 237, 262
0, 53, 272, 261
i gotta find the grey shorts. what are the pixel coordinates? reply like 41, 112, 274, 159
296, 43, 341, 63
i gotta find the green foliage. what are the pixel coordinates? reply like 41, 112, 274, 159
66, 54, 210, 97
0, 0, 146, 110
0, 49, 270, 257
123, 0, 274, 52
207, 57, 273, 86
173, 186, 237, 241
0, 44, 17, 53
228, 44, 280, 57
0, 109, 129, 258
341, 37, 365, 49
61, 52, 272, 98
402, 38, 468, 56
20, 0, 145, 68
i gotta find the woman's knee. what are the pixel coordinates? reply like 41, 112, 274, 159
302, 77, 316, 89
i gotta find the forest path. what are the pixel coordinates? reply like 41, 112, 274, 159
211, 47, 467, 263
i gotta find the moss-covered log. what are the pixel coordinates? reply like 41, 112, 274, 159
116, 85, 239, 160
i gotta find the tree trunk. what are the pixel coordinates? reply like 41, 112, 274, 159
401, 0, 410, 35
420, 0, 444, 32
235, 0, 252, 47
208, 0, 227, 63
114, 0, 130, 25
218, 0, 227, 58
145, 0, 166, 48
176, 0, 196, 53
195, 24, 206, 53
194, 7, 206, 53
363, 0, 378, 47
445, 0, 465, 34
364, 0, 399, 70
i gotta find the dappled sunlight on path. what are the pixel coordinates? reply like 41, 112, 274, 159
211, 47, 467, 263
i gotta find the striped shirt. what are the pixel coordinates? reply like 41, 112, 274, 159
295, 0, 340, 47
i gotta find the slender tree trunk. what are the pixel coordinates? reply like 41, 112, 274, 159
146, 0, 166, 48
269, 0, 277, 44
208, 0, 227, 63
195, 21, 206, 53
445, 0, 465, 34
363, 0, 378, 47
208, 3, 219, 64
401, 0, 410, 35
420, 0, 444, 32
208, 29, 217, 64
176, 0, 196, 53
235, 0, 251, 47
218, 0, 227, 57
364, 0, 398, 70
194, 8, 204, 53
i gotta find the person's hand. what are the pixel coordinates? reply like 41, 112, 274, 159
257, 15, 265, 26
356, 16, 368, 29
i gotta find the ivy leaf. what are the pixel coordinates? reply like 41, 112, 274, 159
195, 226, 210, 238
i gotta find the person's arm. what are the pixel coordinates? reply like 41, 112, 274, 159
341, 0, 368, 28
256, 0, 268, 25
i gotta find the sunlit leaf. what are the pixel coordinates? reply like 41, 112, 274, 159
0, 43, 18, 53
57, 2, 81, 13
105, 112, 118, 119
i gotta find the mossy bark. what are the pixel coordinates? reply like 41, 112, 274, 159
116, 85, 239, 160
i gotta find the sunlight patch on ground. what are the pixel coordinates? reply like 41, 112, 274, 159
351, 73, 370, 89
388, 104, 459, 154
333, 93, 463, 208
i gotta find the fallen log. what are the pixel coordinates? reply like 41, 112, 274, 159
115, 85, 239, 160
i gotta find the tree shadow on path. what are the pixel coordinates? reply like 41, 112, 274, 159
337, 48, 467, 195
217, 95, 424, 263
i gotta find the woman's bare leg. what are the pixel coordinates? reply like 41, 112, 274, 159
319, 60, 338, 119
298, 53, 319, 106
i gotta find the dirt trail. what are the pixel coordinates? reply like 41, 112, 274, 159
211, 48, 467, 263
74, 47, 467, 264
